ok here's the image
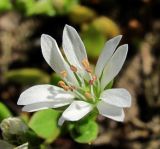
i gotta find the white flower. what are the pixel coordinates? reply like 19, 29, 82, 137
17, 25, 131, 126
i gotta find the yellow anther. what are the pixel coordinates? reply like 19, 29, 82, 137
58, 81, 70, 91
63, 86, 70, 91
70, 65, 77, 72
60, 70, 67, 78
84, 91, 92, 99
82, 58, 92, 73
58, 81, 66, 88
82, 58, 90, 68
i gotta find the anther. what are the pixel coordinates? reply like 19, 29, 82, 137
63, 86, 70, 91
58, 81, 70, 91
84, 91, 92, 99
60, 70, 67, 78
89, 75, 97, 85
89, 79, 94, 85
58, 81, 66, 88
82, 58, 92, 73
70, 65, 77, 72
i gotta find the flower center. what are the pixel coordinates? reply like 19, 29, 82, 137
58, 59, 101, 104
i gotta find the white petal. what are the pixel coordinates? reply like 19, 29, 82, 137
95, 35, 122, 78
58, 101, 93, 126
41, 34, 78, 85
17, 85, 74, 106
62, 25, 87, 69
22, 101, 70, 112
97, 101, 124, 122
101, 44, 128, 90
100, 88, 131, 107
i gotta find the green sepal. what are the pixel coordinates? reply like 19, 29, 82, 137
105, 80, 114, 90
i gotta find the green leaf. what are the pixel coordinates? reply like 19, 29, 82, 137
81, 26, 106, 59
0, 102, 12, 122
69, 4, 95, 23
70, 120, 99, 143
92, 16, 120, 37
52, 0, 78, 14
1, 117, 42, 147
15, 0, 56, 16
4, 68, 50, 85
0, 0, 12, 12
29, 109, 60, 143
26, 0, 56, 16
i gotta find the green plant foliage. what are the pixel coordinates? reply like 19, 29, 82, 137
0, 0, 12, 12
4, 68, 50, 85
0, 102, 12, 122
92, 16, 120, 37
52, 0, 78, 14
69, 5, 96, 24
69, 4, 96, 24
0, 117, 41, 148
70, 120, 99, 143
29, 109, 61, 143
15, 0, 56, 16
81, 26, 106, 58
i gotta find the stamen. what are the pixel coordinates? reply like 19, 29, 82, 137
58, 81, 66, 88
84, 91, 92, 99
89, 75, 97, 85
82, 58, 92, 73
70, 65, 77, 72
58, 81, 70, 91
89, 79, 94, 85
63, 86, 70, 91
60, 70, 67, 78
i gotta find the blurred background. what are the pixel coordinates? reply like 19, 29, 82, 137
0, 0, 160, 148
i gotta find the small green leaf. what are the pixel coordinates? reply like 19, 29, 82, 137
69, 4, 96, 24
4, 68, 50, 85
92, 16, 120, 37
1, 117, 42, 147
29, 109, 60, 143
0, 102, 12, 122
70, 120, 99, 143
26, 0, 56, 16
52, 0, 78, 14
0, 0, 12, 12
